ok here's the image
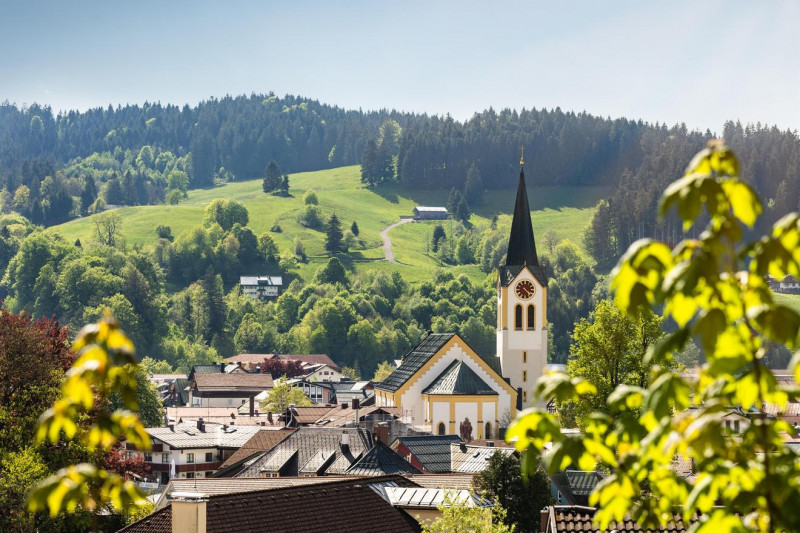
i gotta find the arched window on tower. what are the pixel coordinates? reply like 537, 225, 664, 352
437, 422, 446, 436
527, 305, 535, 330
485, 422, 492, 439
515, 304, 523, 330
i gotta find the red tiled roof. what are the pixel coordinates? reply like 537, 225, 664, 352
544, 506, 696, 532
193, 373, 273, 392
276, 353, 341, 371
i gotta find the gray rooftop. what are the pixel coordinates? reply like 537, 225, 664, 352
345, 441, 422, 476
391, 435, 463, 473
147, 423, 264, 450
234, 427, 372, 477
422, 360, 498, 396
377, 333, 455, 393
450, 443, 515, 473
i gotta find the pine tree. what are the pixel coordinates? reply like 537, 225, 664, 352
431, 224, 446, 252
325, 213, 344, 254
80, 175, 97, 215
263, 160, 281, 193
455, 196, 471, 222
463, 162, 484, 206
360, 139, 379, 186
279, 174, 290, 196
350, 220, 359, 236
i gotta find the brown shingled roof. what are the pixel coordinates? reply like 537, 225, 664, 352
217, 428, 295, 473
120, 475, 422, 533
193, 373, 273, 392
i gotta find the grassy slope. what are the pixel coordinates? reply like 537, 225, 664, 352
49, 166, 607, 284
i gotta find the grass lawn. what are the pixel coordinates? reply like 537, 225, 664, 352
49, 166, 605, 285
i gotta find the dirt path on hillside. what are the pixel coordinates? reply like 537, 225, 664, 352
381, 218, 413, 263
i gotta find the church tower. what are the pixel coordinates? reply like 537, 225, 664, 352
497, 151, 548, 409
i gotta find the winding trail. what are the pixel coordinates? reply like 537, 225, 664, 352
381, 218, 413, 263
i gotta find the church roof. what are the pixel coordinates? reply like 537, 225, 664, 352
377, 333, 456, 393
502, 167, 547, 287
422, 360, 498, 396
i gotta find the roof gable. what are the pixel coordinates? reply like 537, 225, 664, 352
422, 360, 498, 396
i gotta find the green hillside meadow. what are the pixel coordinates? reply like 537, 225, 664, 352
49, 166, 607, 285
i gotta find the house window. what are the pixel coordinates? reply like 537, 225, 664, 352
522, 351, 527, 363
438, 423, 446, 435
205, 471, 213, 477
514, 305, 523, 330
734, 420, 740, 433
523, 371, 528, 382
485, 422, 492, 439
522, 390, 528, 403
162, 453, 170, 463
527, 305, 535, 330
186, 472, 194, 479
186, 453, 194, 463
205, 452, 213, 463
144, 453, 152, 462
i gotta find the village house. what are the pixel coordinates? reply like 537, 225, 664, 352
239, 275, 283, 300
126, 421, 265, 484
412, 206, 448, 220
188, 373, 273, 409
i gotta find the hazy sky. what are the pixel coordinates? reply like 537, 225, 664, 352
1, 1, 798, 132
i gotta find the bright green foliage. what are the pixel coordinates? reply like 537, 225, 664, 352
139, 356, 173, 374
0, 447, 51, 531
109, 364, 166, 428
420, 490, 514, 533
562, 300, 663, 427
508, 143, 800, 531
260, 377, 311, 413
28, 318, 150, 518
202, 198, 249, 231
372, 361, 395, 382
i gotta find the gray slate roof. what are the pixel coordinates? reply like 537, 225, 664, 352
234, 427, 372, 477
450, 443, 515, 473
392, 435, 463, 473
377, 333, 455, 392
345, 441, 422, 476
422, 360, 498, 396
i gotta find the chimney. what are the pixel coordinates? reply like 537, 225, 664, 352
351, 398, 359, 410
541, 507, 551, 533
220, 363, 225, 373
341, 431, 350, 451
341, 402, 348, 410
197, 418, 205, 433
267, 412, 274, 424
171, 492, 208, 533
250, 396, 255, 417
168, 424, 175, 432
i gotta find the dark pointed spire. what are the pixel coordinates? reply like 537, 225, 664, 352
505, 163, 540, 267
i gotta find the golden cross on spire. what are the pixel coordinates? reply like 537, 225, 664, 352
520, 145, 525, 167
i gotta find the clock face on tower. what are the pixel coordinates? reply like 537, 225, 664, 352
514, 280, 535, 300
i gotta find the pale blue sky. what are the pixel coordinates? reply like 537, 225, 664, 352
1, 1, 798, 132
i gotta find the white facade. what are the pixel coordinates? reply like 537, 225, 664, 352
497, 267, 548, 409
304, 365, 342, 382
397, 341, 513, 428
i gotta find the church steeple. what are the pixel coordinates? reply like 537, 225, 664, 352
505, 158, 539, 267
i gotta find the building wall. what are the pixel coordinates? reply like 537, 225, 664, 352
305, 366, 342, 382
395, 339, 514, 431
130, 441, 227, 482
497, 268, 548, 409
